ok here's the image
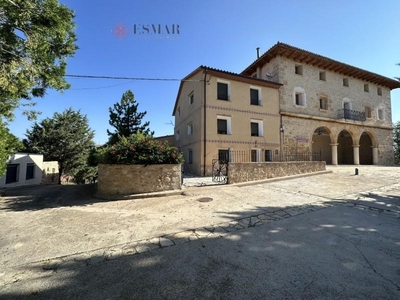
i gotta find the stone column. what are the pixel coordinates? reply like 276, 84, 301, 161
331, 143, 338, 165
353, 145, 360, 165
372, 147, 379, 165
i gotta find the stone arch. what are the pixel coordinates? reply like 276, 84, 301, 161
337, 129, 354, 164
311, 126, 333, 164
359, 131, 377, 165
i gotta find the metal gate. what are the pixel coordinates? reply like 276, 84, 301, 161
212, 159, 228, 183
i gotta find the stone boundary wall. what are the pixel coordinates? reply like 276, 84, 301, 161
97, 164, 181, 195
228, 161, 326, 184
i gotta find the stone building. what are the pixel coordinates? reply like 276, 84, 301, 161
172, 66, 282, 175
241, 42, 400, 165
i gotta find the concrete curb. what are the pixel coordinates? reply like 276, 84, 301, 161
93, 170, 333, 200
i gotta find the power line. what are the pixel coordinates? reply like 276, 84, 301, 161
65, 74, 201, 82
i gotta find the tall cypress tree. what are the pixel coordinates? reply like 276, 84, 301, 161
107, 90, 153, 144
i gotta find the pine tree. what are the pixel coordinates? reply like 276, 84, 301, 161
24, 108, 95, 184
107, 90, 154, 144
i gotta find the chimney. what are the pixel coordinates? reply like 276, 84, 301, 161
256, 47, 260, 59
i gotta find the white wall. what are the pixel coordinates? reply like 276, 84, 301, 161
0, 153, 44, 188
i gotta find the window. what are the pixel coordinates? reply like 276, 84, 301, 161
365, 106, 372, 118
250, 88, 261, 106
217, 116, 232, 134
251, 149, 260, 162
377, 87, 382, 96
295, 65, 303, 75
218, 149, 230, 162
343, 78, 349, 87
176, 130, 180, 141
343, 98, 352, 110
364, 84, 369, 92
293, 87, 306, 106
26, 163, 35, 180
250, 120, 263, 137
319, 97, 328, 110
187, 123, 193, 135
188, 150, 193, 164
217, 82, 229, 101
378, 109, 384, 120
265, 150, 272, 162
319, 71, 326, 81
188, 92, 194, 105
177, 107, 180, 116
5, 164, 19, 184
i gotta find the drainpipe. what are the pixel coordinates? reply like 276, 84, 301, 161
203, 69, 207, 176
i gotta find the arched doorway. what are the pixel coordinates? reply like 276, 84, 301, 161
359, 132, 373, 165
337, 130, 353, 164
312, 127, 332, 164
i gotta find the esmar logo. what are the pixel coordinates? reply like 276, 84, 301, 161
112, 22, 181, 40
111, 22, 130, 40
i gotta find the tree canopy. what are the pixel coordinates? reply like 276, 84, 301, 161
0, 0, 78, 120
0, 120, 22, 176
107, 90, 154, 144
23, 108, 94, 184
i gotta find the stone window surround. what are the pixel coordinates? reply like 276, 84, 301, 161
342, 98, 352, 110
377, 107, 384, 120
293, 87, 307, 107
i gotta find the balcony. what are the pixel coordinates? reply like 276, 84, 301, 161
337, 108, 366, 122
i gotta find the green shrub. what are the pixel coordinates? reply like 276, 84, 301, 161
98, 132, 184, 165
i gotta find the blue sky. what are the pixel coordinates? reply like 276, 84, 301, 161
8, 0, 400, 144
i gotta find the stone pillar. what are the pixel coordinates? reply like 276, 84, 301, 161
331, 143, 338, 165
353, 145, 360, 165
372, 147, 379, 165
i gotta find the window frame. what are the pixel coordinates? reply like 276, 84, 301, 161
377, 108, 384, 120
187, 123, 193, 136
265, 150, 273, 162
188, 91, 194, 105
365, 106, 372, 119
217, 116, 232, 135
364, 83, 369, 92
377, 87, 382, 96
343, 78, 349, 87
251, 149, 261, 162
319, 97, 328, 110
319, 71, 326, 81
293, 87, 306, 106
188, 149, 193, 164
250, 86, 262, 106
250, 119, 263, 137
176, 130, 180, 141
217, 80, 230, 101
5, 164, 19, 184
295, 64, 303, 75
26, 163, 35, 180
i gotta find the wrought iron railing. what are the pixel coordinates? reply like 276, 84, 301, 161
214, 150, 322, 163
337, 108, 366, 122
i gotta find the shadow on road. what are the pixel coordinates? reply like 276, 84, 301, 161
1, 197, 399, 299
0, 184, 107, 211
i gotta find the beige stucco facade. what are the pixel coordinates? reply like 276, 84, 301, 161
242, 43, 400, 166
173, 67, 281, 175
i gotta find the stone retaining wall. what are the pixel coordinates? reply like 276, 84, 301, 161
98, 164, 181, 195
228, 161, 326, 184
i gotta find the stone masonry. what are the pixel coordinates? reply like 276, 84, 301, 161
97, 164, 182, 195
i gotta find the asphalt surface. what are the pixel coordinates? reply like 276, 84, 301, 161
0, 166, 399, 299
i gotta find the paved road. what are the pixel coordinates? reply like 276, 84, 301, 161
0, 166, 399, 299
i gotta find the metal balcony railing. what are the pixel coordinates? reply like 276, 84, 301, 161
337, 108, 366, 122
